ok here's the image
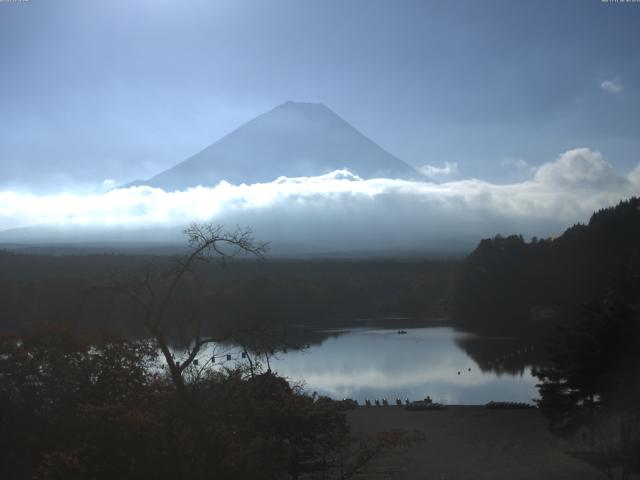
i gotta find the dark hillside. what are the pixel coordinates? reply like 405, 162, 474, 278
0, 254, 458, 336
452, 197, 640, 336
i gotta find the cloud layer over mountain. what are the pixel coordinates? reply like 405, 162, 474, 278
0, 148, 638, 253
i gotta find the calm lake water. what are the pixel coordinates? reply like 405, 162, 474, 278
216, 326, 539, 405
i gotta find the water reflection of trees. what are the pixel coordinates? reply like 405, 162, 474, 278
214, 321, 549, 379
455, 335, 547, 376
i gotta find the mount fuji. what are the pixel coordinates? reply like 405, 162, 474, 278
127, 101, 425, 190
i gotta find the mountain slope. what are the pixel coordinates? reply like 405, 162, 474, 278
127, 101, 425, 190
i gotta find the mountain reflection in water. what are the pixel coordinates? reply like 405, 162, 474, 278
265, 327, 539, 405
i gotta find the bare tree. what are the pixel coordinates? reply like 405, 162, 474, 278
93, 223, 267, 395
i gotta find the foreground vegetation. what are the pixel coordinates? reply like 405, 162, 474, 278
0, 324, 354, 480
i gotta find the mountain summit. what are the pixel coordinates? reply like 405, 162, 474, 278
128, 101, 424, 190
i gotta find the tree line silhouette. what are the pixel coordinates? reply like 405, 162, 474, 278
452, 197, 640, 338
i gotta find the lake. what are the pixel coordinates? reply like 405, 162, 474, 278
213, 326, 540, 405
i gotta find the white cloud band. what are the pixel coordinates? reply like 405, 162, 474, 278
0, 148, 638, 252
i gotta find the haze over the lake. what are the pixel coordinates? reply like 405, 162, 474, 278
1, 0, 639, 253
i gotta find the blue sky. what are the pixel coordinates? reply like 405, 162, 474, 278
0, 0, 639, 192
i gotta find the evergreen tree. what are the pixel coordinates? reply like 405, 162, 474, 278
534, 294, 639, 432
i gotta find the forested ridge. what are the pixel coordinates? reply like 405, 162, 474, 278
0, 253, 457, 336
452, 197, 640, 336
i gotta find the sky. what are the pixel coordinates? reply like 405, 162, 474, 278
1, 0, 639, 189
0, 0, 639, 250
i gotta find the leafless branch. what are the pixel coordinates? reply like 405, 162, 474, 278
84, 222, 268, 395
